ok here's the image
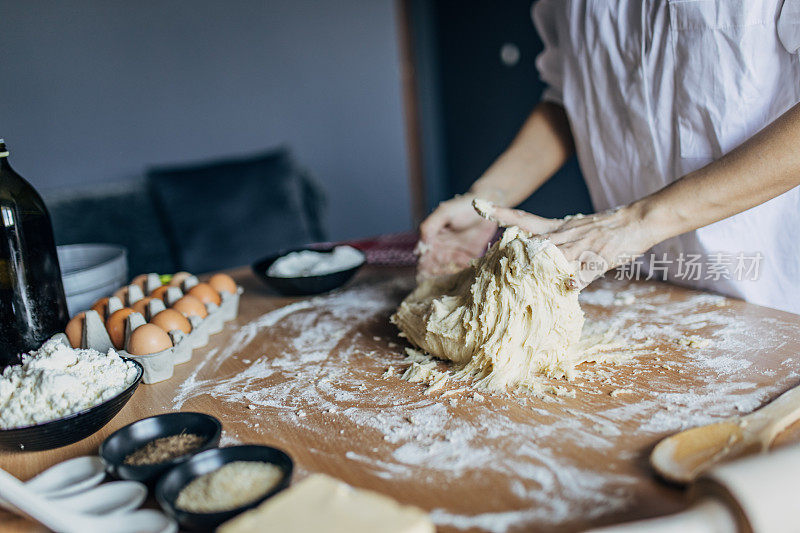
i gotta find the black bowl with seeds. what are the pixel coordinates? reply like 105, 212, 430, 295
100, 412, 222, 484
156, 445, 294, 531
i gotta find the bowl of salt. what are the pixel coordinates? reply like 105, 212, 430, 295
251, 245, 365, 296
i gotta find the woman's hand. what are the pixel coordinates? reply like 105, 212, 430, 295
478, 200, 662, 287
417, 194, 498, 278
415, 102, 577, 279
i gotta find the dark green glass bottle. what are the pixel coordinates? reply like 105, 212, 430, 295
0, 139, 69, 367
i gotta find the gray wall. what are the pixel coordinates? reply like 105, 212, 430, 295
0, 1, 411, 240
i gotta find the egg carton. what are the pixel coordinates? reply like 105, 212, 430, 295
73, 273, 241, 384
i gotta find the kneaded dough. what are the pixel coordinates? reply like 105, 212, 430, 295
392, 227, 585, 390
217, 474, 434, 533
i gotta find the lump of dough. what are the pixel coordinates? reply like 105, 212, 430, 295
217, 474, 434, 533
392, 227, 584, 390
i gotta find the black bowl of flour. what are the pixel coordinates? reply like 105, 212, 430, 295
0, 359, 143, 452
251, 245, 365, 296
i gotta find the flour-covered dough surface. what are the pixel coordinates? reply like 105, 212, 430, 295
218, 474, 434, 533
392, 227, 588, 391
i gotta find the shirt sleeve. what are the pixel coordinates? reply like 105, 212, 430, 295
778, 0, 800, 54
531, 0, 565, 106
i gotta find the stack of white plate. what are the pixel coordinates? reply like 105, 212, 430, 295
58, 244, 128, 317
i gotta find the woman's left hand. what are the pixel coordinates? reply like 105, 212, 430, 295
479, 202, 662, 287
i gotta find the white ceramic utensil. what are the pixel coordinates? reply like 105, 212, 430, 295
0, 468, 175, 533
585, 499, 736, 533
50, 480, 147, 515
24, 455, 106, 498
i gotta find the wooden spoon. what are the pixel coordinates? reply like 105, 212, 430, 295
650, 383, 800, 484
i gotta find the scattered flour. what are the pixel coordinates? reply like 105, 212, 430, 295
171, 276, 800, 532
676, 335, 713, 348
610, 388, 635, 398
220, 430, 242, 447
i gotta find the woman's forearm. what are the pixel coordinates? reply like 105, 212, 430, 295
482, 100, 800, 285
468, 101, 575, 207
634, 102, 800, 245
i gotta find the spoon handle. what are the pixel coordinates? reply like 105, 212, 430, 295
745, 382, 800, 448
51, 480, 147, 515
25, 456, 105, 498
0, 468, 80, 533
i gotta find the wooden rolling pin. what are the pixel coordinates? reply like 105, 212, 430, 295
650, 382, 800, 483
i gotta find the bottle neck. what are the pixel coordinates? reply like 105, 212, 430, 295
0, 145, 11, 171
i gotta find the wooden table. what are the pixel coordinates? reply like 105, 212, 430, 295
2, 266, 800, 532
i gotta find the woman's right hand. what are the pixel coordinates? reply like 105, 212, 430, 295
417, 194, 498, 278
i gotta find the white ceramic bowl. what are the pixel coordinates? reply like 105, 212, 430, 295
58, 244, 128, 316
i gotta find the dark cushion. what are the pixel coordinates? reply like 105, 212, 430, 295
147, 147, 326, 273
45, 179, 176, 276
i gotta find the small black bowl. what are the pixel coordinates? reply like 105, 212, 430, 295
251, 245, 365, 296
100, 412, 222, 484
156, 445, 294, 531
0, 359, 144, 452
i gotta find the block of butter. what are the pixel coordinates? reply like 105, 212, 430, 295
217, 474, 435, 533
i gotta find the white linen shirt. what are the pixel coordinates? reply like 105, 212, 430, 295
532, 0, 800, 314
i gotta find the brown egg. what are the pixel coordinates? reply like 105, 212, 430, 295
171, 295, 208, 319
208, 273, 236, 295
188, 283, 221, 306
91, 297, 109, 321
113, 286, 129, 303
65, 312, 85, 348
149, 285, 170, 300
127, 324, 173, 355
132, 296, 155, 316
106, 308, 135, 349
169, 271, 193, 287
150, 309, 192, 335
130, 274, 149, 290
